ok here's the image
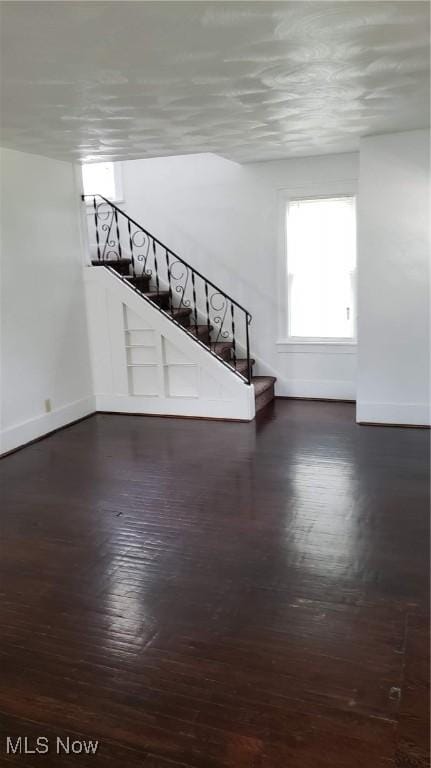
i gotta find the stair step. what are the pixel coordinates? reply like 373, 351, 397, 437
140, 290, 170, 309
92, 258, 132, 276
126, 274, 152, 289
252, 376, 276, 397
231, 358, 255, 376
189, 325, 212, 342
253, 376, 276, 413
210, 341, 233, 361
170, 307, 192, 327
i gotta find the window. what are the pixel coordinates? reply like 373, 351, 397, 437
81, 162, 122, 202
286, 196, 356, 341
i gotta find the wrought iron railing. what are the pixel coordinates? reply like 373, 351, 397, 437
82, 194, 252, 383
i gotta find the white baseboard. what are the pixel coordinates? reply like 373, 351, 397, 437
95, 393, 254, 420
0, 395, 96, 455
275, 378, 356, 400
356, 400, 430, 426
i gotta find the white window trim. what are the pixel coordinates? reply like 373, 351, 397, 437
276, 340, 357, 355
83, 162, 124, 208
276, 180, 358, 351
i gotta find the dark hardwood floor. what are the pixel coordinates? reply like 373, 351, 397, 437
0, 401, 429, 767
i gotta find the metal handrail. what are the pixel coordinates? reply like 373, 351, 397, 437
82, 194, 252, 384
82, 194, 251, 316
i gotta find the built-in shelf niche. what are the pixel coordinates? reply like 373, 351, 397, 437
122, 305, 215, 400
124, 307, 159, 396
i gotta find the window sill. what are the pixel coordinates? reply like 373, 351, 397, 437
276, 339, 357, 354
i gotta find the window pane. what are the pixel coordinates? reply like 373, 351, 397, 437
287, 197, 356, 339
82, 162, 116, 199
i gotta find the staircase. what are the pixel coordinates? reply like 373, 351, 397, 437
84, 195, 275, 416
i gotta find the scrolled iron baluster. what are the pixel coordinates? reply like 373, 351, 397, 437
127, 219, 135, 276
204, 281, 211, 348
169, 260, 190, 310
230, 303, 237, 369
96, 201, 115, 260
210, 291, 229, 346
165, 250, 173, 311
114, 209, 122, 260
153, 240, 159, 296
132, 229, 151, 278
93, 196, 101, 260
191, 272, 198, 331
246, 312, 252, 384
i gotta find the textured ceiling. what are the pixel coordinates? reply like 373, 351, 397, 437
0, 1, 429, 164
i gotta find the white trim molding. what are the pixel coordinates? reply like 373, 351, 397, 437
275, 377, 356, 400
0, 396, 96, 455
356, 401, 430, 426
276, 340, 356, 354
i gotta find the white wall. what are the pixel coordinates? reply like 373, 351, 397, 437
119, 151, 359, 400
0, 148, 94, 453
357, 130, 430, 425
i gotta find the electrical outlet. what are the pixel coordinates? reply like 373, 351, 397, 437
44, 398, 52, 413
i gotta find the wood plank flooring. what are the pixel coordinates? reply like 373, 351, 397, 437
0, 401, 429, 767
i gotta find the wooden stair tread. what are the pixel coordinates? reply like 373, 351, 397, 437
210, 341, 233, 353
92, 259, 132, 276
92, 258, 131, 266
170, 307, 192, 318
253, 376, 276, 413
189, 325, 212, 337
252, 376, 276, 397
142, 290, 169, 299
230, 358, 255, 375
125, 275, 151, 283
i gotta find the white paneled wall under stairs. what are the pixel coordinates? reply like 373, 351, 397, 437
84, 266, 255, 420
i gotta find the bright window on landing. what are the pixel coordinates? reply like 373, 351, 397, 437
286, 196, 356, 341
81, 162, 120, 201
